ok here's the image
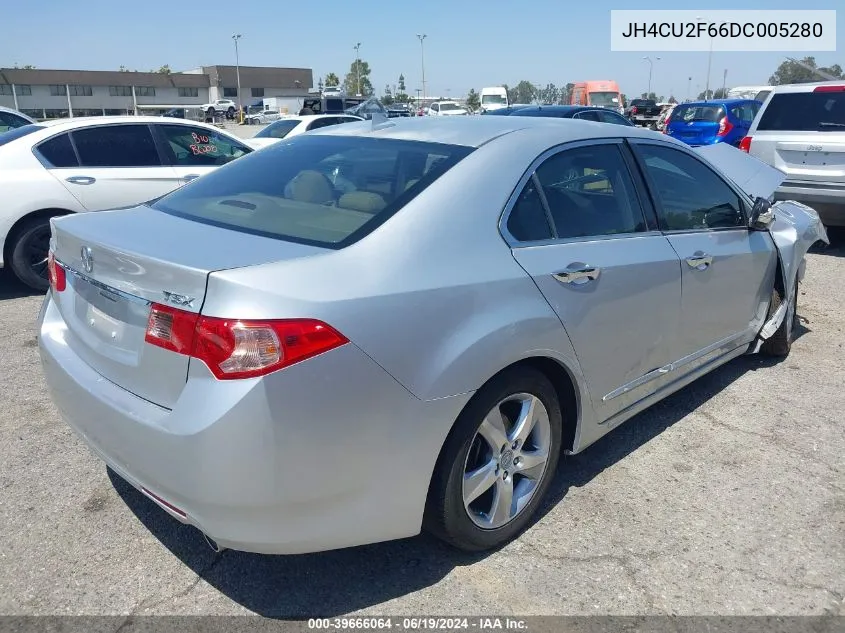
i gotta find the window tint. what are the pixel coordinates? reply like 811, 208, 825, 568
152, 135, 473, 248
574, 110, 601, 122
36, 133, 79, 167
757, 91, 845, 131
637, 144, 744, 231
157, 124, 250, 166
256, 119, 302, 139
597, 110, 633, 126
507, 178, 553, 242
307, 117, 339, 131
0, 124, 45, 148
528, 144, 646, 239
0, 111, 30, 132
71, 125, 160, 167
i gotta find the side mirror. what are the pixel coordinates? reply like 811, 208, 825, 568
749, 196, 775, 230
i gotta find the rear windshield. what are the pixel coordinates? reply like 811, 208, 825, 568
439, 103, 463, 111
589, 92, 620, 106
671, 104, 725, 123
151, 135, 473, 248
0, 124, 45, 147
756, 91, 845, 131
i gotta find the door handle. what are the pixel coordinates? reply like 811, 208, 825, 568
65, 176, 96, 185
183, 173, 201, 182
553, 266, 601, 285
686, 252, 713, 270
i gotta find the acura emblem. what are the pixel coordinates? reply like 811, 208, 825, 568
81, 246, 93, 273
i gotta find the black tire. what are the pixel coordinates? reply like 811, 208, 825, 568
9, 217, 52, 292
226, 107, 235, 120
424, 366, 562, 552
760, 281, 798, 357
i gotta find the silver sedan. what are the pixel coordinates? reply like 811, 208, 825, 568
38, 116, 827, 554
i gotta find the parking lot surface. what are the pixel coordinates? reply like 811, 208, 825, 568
0, 234, 842, 617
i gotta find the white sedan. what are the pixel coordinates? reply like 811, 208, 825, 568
249, 114, 364, 148
0, 116, 255, 290
427, 101, 469, 116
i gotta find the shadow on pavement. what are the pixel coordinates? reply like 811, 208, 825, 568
0, 270, 42, 300
110, 350, 788, 617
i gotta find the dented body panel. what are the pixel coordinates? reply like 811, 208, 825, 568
693, 143, 829, 343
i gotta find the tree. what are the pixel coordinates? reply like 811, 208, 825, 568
324, 72, 340, 87
696, 87, 728, 100
668, 95, 678, 104
157, 65, 171, 75
769, 56, 843, 85
12, 64, 36, 69
398, 74, 406, 94
620, 94, 627, 108
559, 82, 575, 105
538, 83, 560, 105
382, 84, 394, 105
640, 92, 658, 101
511, 80, 536, 105
343, 59, 374, 96
466, 88, 480, 111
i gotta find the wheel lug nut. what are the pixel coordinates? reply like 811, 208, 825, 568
512, 441, 519, 450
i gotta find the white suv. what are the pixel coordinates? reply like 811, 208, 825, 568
741, 82, 845, 227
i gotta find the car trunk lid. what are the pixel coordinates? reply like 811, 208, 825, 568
771, 137, 845, 183
49, 206, 326, 409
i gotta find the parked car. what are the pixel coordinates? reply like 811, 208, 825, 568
344, 97, 389, 120
624, 99, 662, 126
427, 101, 468, 116
740, 82, 845, 227
481, 104, 533, 116
500, 105, 634, 126
38, 117, 826, 556
249, 114, 364, 148
0, 105, 35, 132
200, 99, 238, 120
245, 108, 283, 125
386, 103, 412, 117
0, 117, 254, 290
666, 99, 762, 147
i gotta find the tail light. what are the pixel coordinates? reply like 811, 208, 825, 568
813, 85, 845, 92
47, 252, 66, 292
739, 136, 752, 153
716, 116, 734, 137
144, 304, 348, 380
630, 106, 638, 115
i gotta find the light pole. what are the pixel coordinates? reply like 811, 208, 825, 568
417, 34, 427, 103
696, 16, 713, 100
687, 76, 692, 101
232, 34, 242, 123
721, 69, 728, 98
642, 56, 661, 98
353, 42, 362, 96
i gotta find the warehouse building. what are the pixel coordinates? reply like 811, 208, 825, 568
0, 65, 313, 119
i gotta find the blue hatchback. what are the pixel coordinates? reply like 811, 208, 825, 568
665, 99, 761, 147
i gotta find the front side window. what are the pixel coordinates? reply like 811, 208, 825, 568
636, 144, 744, 231
597, 110, 634, 126
156, 124, 251, 166
71, 124, 161, 167
307, 117, 340, 131
530, 144, 647, 239
573, 110, 600, 122
152, 135, 473, 248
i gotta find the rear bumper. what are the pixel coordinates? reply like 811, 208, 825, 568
774, 183, 845, 227
38, 294, 471, 554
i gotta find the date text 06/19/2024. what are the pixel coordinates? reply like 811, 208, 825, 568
307, 617, 529, 631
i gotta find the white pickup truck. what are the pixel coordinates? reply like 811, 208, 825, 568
200, 99, 238, 119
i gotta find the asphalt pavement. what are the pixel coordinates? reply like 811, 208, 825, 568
0, 234, 842, 617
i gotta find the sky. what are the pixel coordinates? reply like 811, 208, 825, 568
1, 0, 841, 100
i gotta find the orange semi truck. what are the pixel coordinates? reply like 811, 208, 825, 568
570, 81, 624, 114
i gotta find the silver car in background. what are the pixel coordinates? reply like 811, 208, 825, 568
741, 81, 845, 227
38, 116, 827, 555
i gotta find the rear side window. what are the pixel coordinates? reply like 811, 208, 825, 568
256, 119, 301, 139
36, 133, 79, 167
757, 91, 845, 131
729, 102, 760, 124
156, 124, 250, 166
71, 125, 161, 167
152, 135, 473, 248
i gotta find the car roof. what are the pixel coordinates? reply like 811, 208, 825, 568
768, 80, 845, 94
8, 116, 243, 143
309, 114, 668, 148
675, 99, 755, 106
508, 105, 612, 116
278, 114, 362, 122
